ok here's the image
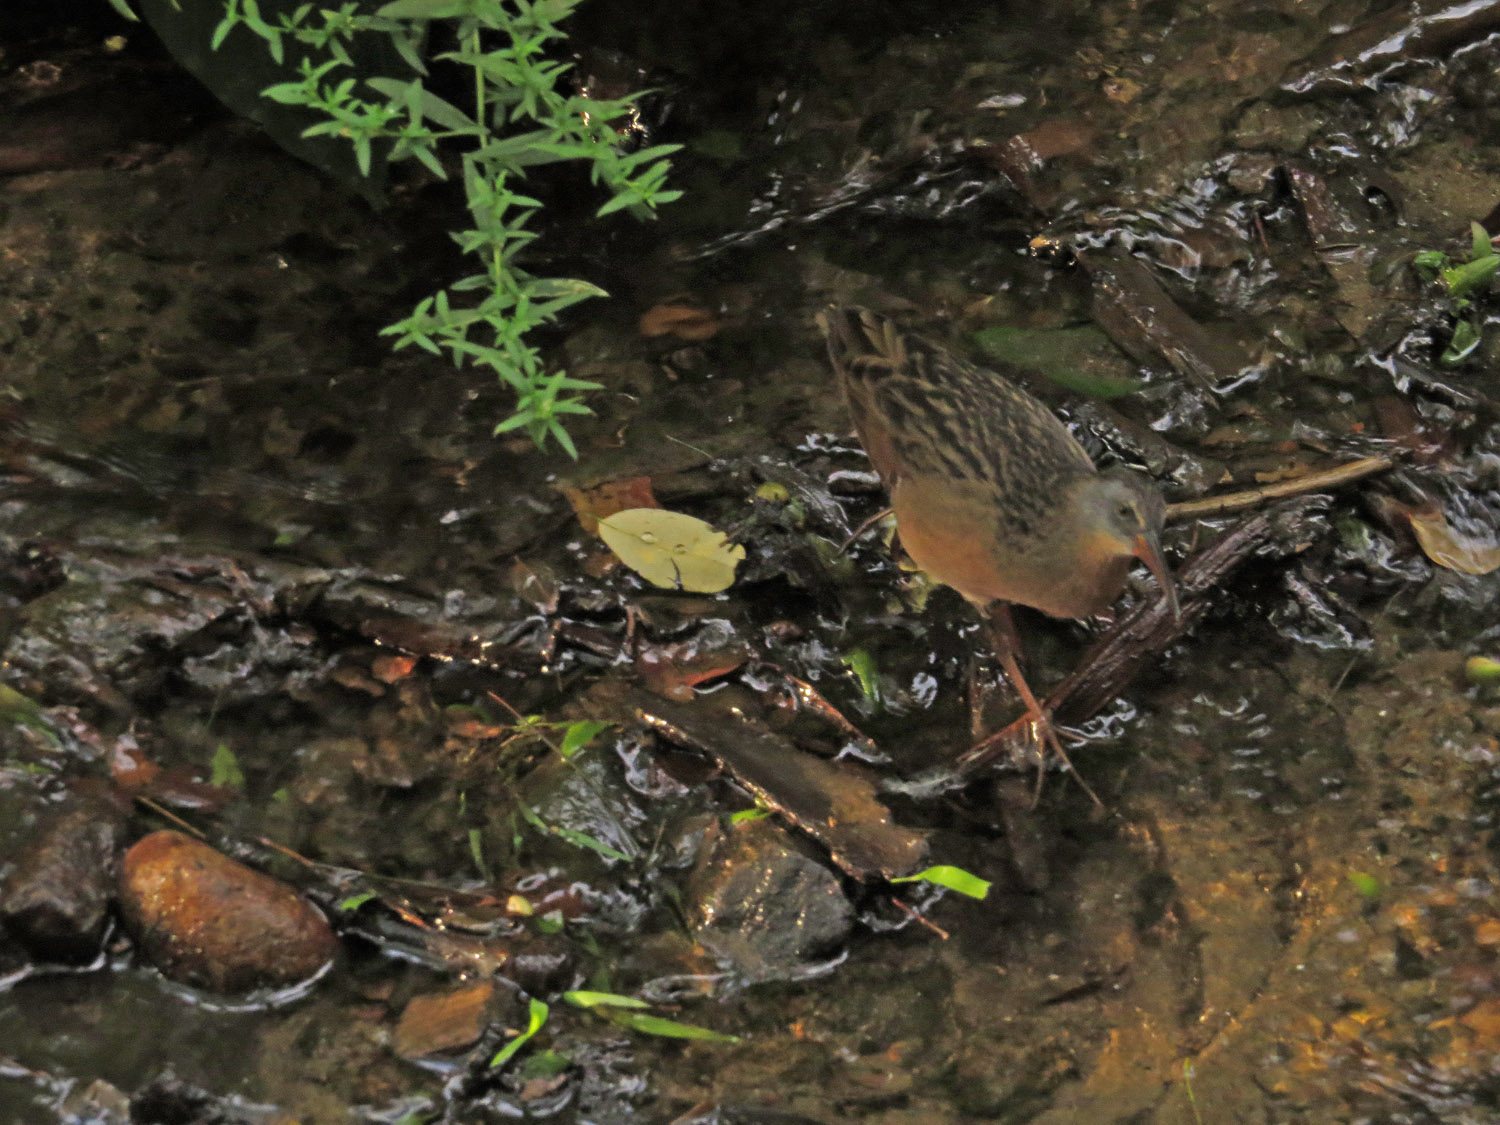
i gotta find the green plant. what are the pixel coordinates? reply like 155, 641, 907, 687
112, 0, 680, 455
492, 711, 638, 861
564, 990, 740, 1042
490, 996, 550, 1068
1414, 221, 1498, 366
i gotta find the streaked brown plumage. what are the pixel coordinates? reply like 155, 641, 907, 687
818, 306, 1177, 777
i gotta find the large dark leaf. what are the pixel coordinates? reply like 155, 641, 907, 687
137, 0, 405, 202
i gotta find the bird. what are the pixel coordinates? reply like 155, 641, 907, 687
817, 305, 1178, 788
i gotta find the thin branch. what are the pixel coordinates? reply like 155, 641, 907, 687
1166, 455, 1394, 522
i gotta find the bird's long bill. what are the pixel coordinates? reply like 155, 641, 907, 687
1133, 531, 1181, 620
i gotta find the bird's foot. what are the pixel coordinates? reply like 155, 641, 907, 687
957, 709, 1101, 807
1024, 710, 1101, 808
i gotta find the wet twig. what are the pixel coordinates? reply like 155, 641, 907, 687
1165, 455, 1393, 521
888, 896, 951, 940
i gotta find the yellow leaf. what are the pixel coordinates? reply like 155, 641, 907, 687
597, 509, 745, 593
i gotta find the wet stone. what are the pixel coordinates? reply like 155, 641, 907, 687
118, 829, 339, 993
501, 934, 579, 996
0, 789, 128, 963
685, 818, 854, 982
394, 979, 509, 1059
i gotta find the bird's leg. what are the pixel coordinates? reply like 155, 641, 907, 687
838, 506, 895, 554
981, 603, 1101, 807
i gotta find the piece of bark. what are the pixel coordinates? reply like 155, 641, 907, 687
1078, 252, 1263, 391
596, 682, 928, 881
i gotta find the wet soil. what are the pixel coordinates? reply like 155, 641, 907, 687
4, 1, 1500, 1122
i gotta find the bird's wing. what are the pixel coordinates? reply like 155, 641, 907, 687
818, 307, 1095, 535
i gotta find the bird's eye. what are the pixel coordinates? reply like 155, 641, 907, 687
1116, 502, 1135, 523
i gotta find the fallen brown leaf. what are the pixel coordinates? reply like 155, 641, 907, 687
638, 639, 749, 702
562, 475, 659, 535
639, 301, 720, 341
1406, 503, 1500, 575
372, 653, 417, 683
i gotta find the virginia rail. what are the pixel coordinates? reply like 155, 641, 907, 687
818, 306, 1178, 778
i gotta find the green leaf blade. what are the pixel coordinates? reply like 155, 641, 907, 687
891, 864, 992, 900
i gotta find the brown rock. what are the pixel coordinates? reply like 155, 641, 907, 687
118, 830, 338, 992
393, 980, 498, 1058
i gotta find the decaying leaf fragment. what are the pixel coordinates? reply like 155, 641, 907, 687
598, 508, 745, 593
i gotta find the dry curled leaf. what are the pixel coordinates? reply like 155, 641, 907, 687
598, 509, 745, 593
508, 557, 560, 613
395, 981, 498, 1058
1406, 504, 1500, 575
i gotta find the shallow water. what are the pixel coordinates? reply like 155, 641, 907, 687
3, 1, 1500, 1121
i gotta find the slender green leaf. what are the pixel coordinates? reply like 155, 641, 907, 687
0, 683, 60, 747
517, 804, 632, 862
891, 864, 992, 900
378, 0, 470, 16
565, 991, 740, 1041
492, 412, 534, 434
548, 419, 579, 459
390, 29, 428, 75
367, 77, 478, 132
528, 277, 610, 300
564, 991, 650, 1010
1442, 318, 1483, 365
468, 827, 488, 878
490, 998, 549, 1068
841, 649, 882, 707
1471, 221, 1495, 261
552, 825, 630, 862
595, 192, 644, 218
412, 143, 447, 178
610, 1012, 740, 1042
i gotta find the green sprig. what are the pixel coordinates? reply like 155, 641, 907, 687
208, 0, 679, 455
